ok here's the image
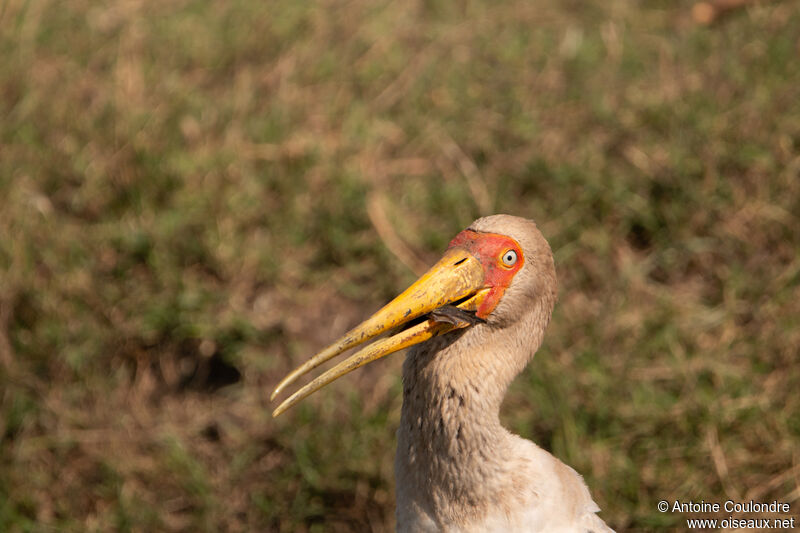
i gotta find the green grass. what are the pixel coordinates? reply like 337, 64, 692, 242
1, 0, 799, 531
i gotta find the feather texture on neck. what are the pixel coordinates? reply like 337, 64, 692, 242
395, 294, 553, 530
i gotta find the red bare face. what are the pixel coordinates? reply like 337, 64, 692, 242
447, 230, 524, 318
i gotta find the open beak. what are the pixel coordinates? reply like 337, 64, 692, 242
271, 247, 488, 417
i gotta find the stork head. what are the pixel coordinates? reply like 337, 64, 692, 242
271, 214, 556, 416
465, 214, 556, 328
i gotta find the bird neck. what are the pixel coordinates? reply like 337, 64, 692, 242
395, 307, 550, 527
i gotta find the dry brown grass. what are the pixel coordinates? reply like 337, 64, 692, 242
1, 0, 799, 531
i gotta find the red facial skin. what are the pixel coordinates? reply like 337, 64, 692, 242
447, 230, 524, 318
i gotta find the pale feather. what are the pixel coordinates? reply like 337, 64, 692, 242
394, 215, 613, 532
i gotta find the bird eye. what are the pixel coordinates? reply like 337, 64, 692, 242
501, 250, 518, 267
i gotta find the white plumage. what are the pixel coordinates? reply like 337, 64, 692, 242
273, 215, 613, 532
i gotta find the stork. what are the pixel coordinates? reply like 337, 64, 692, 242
272, 215, 613, 532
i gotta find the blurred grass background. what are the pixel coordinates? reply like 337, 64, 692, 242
1, 0, 799, 531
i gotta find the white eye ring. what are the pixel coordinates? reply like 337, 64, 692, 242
501, 250, 518, 267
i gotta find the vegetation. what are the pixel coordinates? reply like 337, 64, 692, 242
1, 0, 798, 531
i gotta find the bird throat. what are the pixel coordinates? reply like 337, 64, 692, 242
395, 328, 527, 526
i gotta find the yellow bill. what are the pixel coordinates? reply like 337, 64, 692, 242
271, 247, 489, 417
